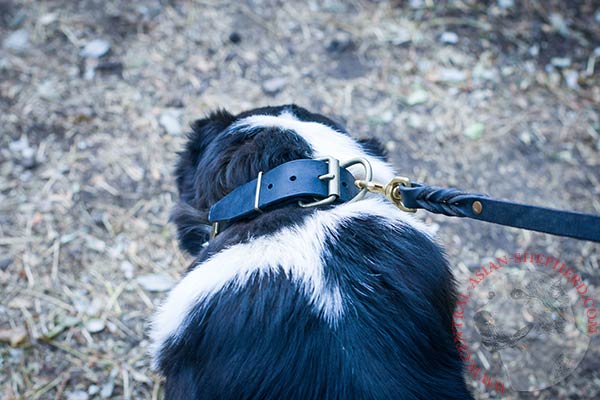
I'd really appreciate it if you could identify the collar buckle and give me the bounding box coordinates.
[298,156,373,208]
[298,156,341,208]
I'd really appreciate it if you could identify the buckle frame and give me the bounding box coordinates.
[298,156,373,208]
[298,156,340,208]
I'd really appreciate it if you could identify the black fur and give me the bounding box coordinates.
[160,105,473,399]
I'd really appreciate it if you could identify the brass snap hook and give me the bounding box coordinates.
[355,176,416,213]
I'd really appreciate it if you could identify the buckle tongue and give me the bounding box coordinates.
[298,156,341,208]
[299,156,373,208]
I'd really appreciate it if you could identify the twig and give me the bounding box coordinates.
[423,17,492,32]
[122,366,131,400]
[51,240,60,283]
[0,237,40,245]
[27,373,64,400]
[152,377,161,400]
[45,341,114,367]
[24,289,76,312]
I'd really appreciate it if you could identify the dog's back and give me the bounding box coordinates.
[151,105,473,399]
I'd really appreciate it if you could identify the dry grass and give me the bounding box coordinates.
[1,1,599,399]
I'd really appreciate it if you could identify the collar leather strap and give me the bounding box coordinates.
[208,159,360,224]
[398,183,600,243]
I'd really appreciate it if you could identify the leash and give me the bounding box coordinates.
[208,157,600,243]
[355,178,600,243]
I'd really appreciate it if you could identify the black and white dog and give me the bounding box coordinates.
[151,105,473,399]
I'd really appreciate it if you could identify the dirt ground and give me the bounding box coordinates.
[1,0,599,399]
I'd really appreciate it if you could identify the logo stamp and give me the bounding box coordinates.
[453,252,597,394]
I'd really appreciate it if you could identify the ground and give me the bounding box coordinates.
[1,0,599,399]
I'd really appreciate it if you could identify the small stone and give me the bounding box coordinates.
[596,139,600,152]
[550,57,571,68]
[8,348,24,364]
[473,64,498,82]
[10,137,37,169]
[595,11,600,24]
[85,236,106,252]
[519,132,532,145]
[555,150,574,162]
[409,0,424,8]
[137,273,175,292]
[229,32,242,44]
[100,380,115,398]
[138,4,162,19]
[549,13,569,36]
[528,45,539,57]
[39,13,58,25]
[159,112,183,135]
[497,0,514,9]
[88,385,100,396]
[439,68,466,83]
[120,261,134,279]
[464,123,485,140]
[85,318,105,333]
[67,390,89,400]
[406,114,423,129]
[80,39,111,58]
[564,70,580,90]
[262,77,288,95]
[84,298,102,317]
[501,66,515,76]
[406,88,428,106]
[0,327,28,347]
[3,30,29,52]
[0,257,12,270]
[20,147,36,169]
[380,110,394,123]
[439,32,458,45]
[37,80,61,101]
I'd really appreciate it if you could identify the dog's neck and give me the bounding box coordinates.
[193,206,317,270]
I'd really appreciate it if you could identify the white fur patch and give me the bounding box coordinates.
[150,198,430,366]
[231,112,397,184]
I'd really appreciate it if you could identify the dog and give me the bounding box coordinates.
[150,105,474,399]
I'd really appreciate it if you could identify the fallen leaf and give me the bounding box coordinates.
[0,327,28,347]
[464,123,485,140]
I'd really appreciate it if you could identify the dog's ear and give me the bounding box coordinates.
[170,202,212,256]
[357,137,388,160]
[175,110,235,205]
[172,110,234,255]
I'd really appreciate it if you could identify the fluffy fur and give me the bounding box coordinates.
[152,104,473,399]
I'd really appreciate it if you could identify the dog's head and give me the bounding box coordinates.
[172,104,395,254]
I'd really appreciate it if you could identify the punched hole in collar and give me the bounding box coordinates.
[267,183,273,189]
[289,175,297,181]
[342,182,348,187]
